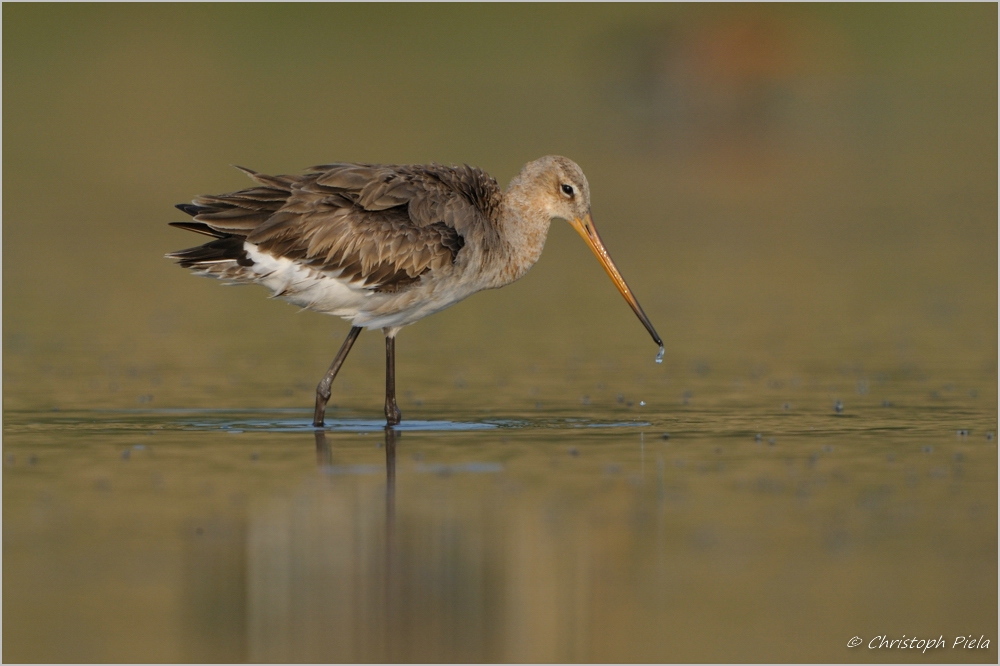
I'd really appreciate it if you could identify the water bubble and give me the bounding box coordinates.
[655,345,664,364]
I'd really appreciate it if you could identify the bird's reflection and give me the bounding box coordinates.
[313,426,398,659]
[313,426,396,519]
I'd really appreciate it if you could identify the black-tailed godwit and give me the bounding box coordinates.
[168,156,663,426]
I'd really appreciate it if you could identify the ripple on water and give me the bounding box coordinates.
[1,409,652,435]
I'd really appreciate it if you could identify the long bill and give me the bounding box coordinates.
[570,212,664,361]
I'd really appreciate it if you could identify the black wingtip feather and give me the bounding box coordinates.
[169,221,226,238]
[175,203,210,217]
[167,236,254,268]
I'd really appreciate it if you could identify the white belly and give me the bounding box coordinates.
[244,243,483,332]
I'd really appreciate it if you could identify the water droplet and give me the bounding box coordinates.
[655,345,664,364]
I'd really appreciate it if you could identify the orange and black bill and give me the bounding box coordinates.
[570,212,664,362]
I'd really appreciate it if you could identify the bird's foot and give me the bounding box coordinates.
[385,402,402,426]
[313,393,329,427]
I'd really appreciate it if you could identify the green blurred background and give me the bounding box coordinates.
[4,2,996,412]
[3,4,997,663]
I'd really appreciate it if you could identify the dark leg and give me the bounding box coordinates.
[313,326,362,427]
[384,331,402,426]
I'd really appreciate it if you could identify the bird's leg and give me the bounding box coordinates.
[313,326,362,427]
[384,330,402,426]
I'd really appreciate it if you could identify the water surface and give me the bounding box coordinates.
[5,373,996,662]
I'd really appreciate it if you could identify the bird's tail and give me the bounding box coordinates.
[166,222,256,282]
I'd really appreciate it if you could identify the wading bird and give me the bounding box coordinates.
[167,156,662,426]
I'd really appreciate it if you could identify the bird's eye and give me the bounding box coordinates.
[560,184,575,197]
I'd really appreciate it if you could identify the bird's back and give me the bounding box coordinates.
[168,162,503,298]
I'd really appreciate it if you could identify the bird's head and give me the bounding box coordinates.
[515,155,664,358]
[520,155,593,225]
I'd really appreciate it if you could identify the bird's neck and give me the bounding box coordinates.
[489,174,552,287]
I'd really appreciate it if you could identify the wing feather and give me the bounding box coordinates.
[173,162,501,293]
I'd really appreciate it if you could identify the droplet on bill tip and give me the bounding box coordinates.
[655,345,664,364]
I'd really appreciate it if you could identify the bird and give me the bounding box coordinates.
[166,156,663,427]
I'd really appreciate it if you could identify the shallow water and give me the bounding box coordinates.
[5,379,997,662]
[4,3,997,663]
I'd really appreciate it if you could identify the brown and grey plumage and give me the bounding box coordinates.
[167,156,663,426]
